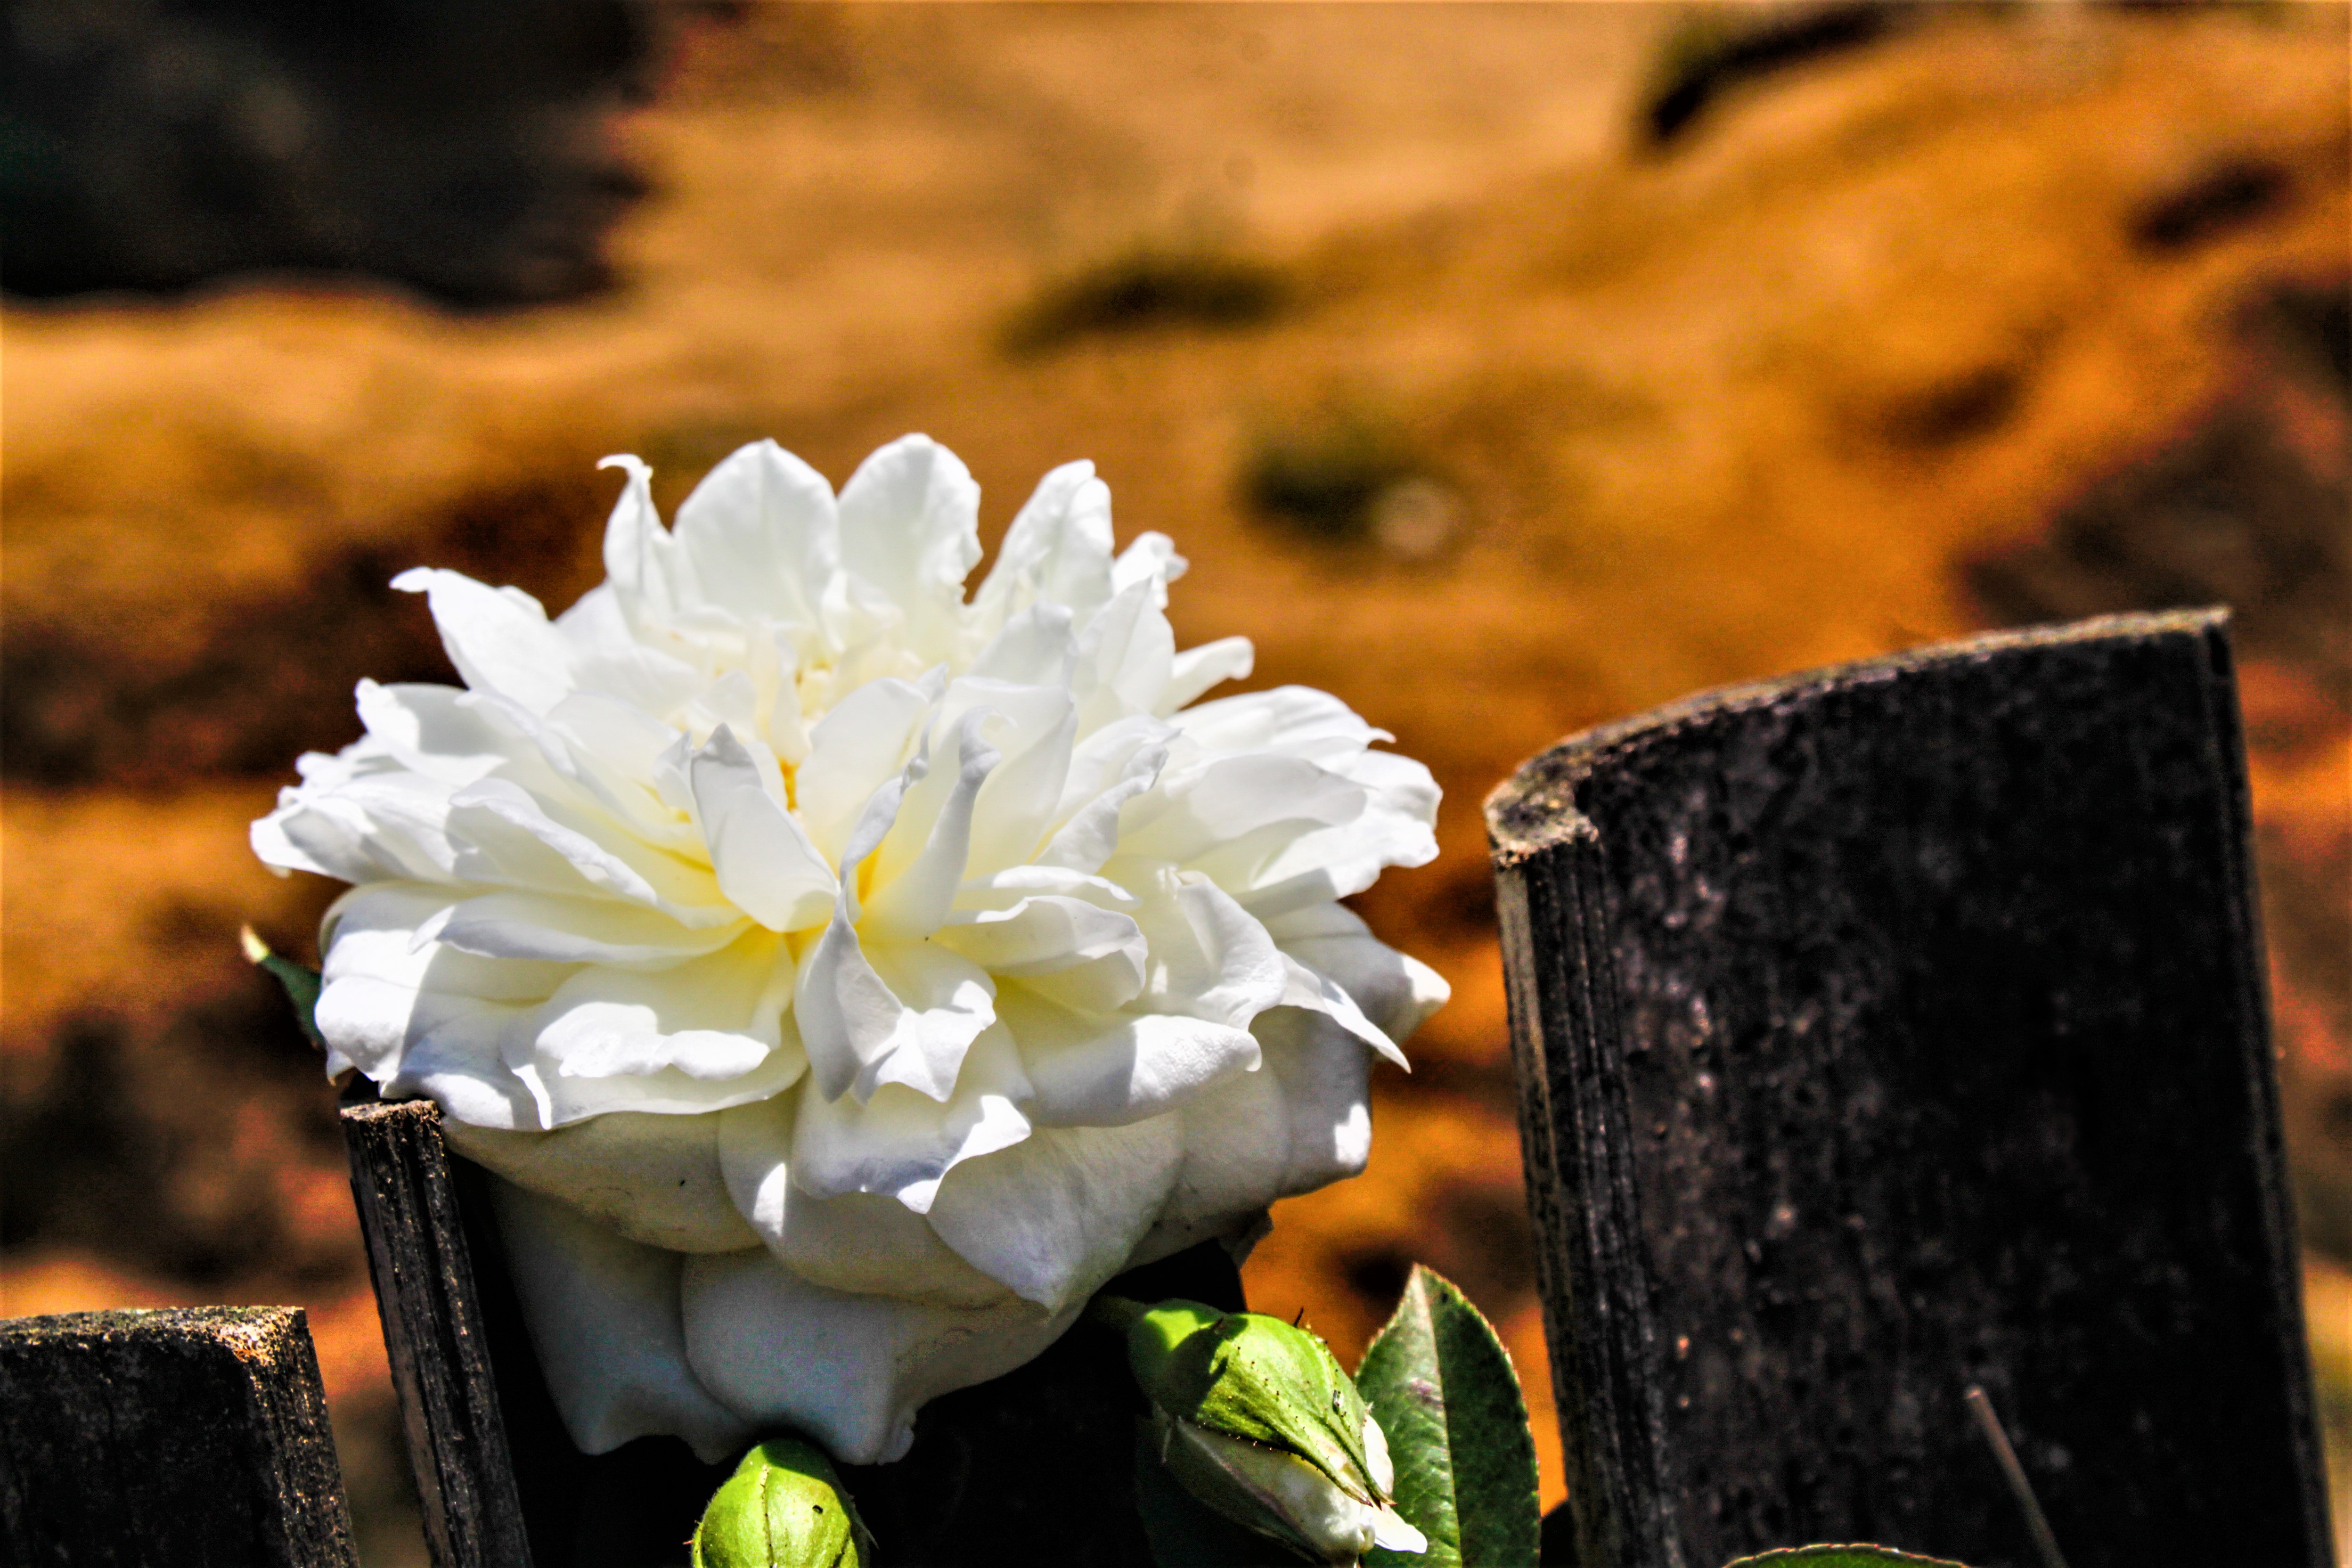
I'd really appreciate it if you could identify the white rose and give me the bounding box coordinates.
[254,435,1447,1465]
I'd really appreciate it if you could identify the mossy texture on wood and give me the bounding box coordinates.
[1488,610,2329,1567]
[0,1306,356,1568]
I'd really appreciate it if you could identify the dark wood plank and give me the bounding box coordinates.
[0,1306,358,1568]
[341,1096,533,1568]
[1487,609,2330,1568]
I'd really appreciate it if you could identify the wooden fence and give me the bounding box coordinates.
[0,610,2328,1567]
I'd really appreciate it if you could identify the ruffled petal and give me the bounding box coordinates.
[926,1116,1185,1309]
[680,1248,1073,1465]
[519,929,800,1087]
[970,461,1115,633]
[790,1021,1033,1211]
[1147,1006,1374,1252]
[835,435,982,666]
[448,1111,758,1253]
[795,673,941,865]
[687,726,838,932]
[715,1096,1010,1307]
[488,1176,752,1462]
[392,568,575,716]
[431,890,749,967]
[1263,902,1452,1044]
[670,439,841,633]
[597,455,697,633]
[1157,635,1254,716]
[995,984,1258,1127]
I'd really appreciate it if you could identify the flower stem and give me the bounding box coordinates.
[1084,1293,1148,1335]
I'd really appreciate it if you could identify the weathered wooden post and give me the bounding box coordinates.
[339,1091,1246,1567]
[0,1306,359,1568]
[1488,609,2331,1566]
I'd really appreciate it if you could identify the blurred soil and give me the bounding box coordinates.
[3,5,2346,1560]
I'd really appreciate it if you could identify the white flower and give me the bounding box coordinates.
[254,435,1447,1465]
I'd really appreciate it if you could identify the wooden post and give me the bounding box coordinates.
[0,1306,359,1568]
[1487,610,2330,1568]
[340,1091,1247,1566]
[340,1097,534,1568]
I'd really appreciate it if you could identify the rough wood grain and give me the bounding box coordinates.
[341,1095,533,1568]
[0,1306,358,1567]
[1487,610,2330,1568]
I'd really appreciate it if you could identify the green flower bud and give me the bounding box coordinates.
[1125,1299,1427,1564]
[692,1437,871,1568]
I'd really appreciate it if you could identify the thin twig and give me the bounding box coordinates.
[1964,1385,2070,1568]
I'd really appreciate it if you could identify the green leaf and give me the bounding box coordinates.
[1354,1266,1540,1568]
[1720,1550,1977,1568]
[241,926,324,1050]
[1133,1424,1304,1568]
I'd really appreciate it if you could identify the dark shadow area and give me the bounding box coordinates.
[1640,1,1906,148]
[1,0,680,307]
[2131,154,2295,253]
[1001,245,1287,357]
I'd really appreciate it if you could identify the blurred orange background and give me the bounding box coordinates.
[3,5,2346,1562]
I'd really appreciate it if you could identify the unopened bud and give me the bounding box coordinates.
[1123,1298,1427,1563]
[692,1436,870,1568]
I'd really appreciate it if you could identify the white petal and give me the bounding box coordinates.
[1372,1504,1429,1554]
[392,567,575,716]
[926,1116,1184,1309]
[597,454,696,630]
[1072,580,1176,733]
[863,708,1000,942]
[687,726,838,931]
[1150,1005,1373,1248]
[434,890,749,967]
[790,1021,1033,1211]
[1119,753,1365,873]
[996,984,1258,1127]
[448,1111,758,1253]
[1036,718,1171,874]
[1363,1412,1396,1494]
[681,1247,1074,1465]
[835,435,982,665]
[444,778,730,923]
[715,1096,1011,1307]
[1112,865,1289,1030]
[935,894,1145,979]
[797,923,997,1105]
[1278,953,1409,1071]
[353,679,514,787]
[1265,902,1452,1044]
[255,771,461,885]
[671,439,841,630]
[555,586,705,715]
[521,929,799,1086]
[971,462,1114,631]
[796,673,941,864]
[486,1176,752,1462]
[1157,636,1255,717]
[968,603,1077,689]
[315,883,565,1124]
[1171,684,1383,761]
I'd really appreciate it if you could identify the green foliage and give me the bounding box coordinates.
[1126,1299,1381,1506]
[240,926,324,1050]
[1721,1550,1976,1568]
[1354,1266,1539,1568]
[692,1437,871,1568]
